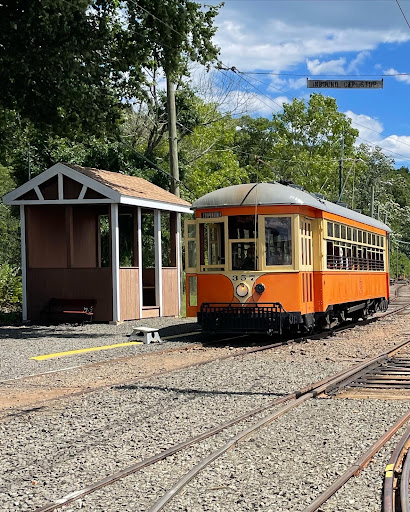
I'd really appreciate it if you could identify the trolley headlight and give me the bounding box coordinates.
[255,283,265,294]
[236,282,249,297]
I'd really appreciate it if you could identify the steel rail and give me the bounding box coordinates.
[32,367,357,512]
[147,340,410,512]
[383,425,410,512]
[4,320,367,419]
[303,412,410,512]
[383,428,409,512]
[0,339,203,385]
[33,339,410,512]
[2,293,409,388]
[0,336,286,418]
[401,438,410,512]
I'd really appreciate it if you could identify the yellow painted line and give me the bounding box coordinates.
[31,341,143,361]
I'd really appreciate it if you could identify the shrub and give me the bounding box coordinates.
[0,264,22,308]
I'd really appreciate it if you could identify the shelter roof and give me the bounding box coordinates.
[2,163,191,213]
[193,182,391,232]
[63,163,190,207]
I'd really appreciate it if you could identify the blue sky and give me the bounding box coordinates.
[200,0,410,166]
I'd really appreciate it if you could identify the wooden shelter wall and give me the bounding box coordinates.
[27,205,68,268]
[162,267,179,316]
[119,268,140,321]
[26,205,101,269]
[27,268,112,321]
[72,206,98,267]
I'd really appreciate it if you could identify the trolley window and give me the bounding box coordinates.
[199,222,225,271]
[184,220,198,273]
[265,217,292,266]
[228,216,257,239]
[231,242,256,270]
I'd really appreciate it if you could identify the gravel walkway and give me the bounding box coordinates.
[0,317,198,381]
[0,300,409,511]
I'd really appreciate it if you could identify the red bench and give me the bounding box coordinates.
[42,298,96,324]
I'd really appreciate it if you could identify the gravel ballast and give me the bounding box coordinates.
[0,302,409,511]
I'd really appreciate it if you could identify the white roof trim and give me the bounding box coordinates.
[120,195,193,213]
[2,164,192,213]
[34,186,44,200]
[6,199,114,205]
[2,163,120,204]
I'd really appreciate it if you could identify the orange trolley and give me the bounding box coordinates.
[185,182,390,334]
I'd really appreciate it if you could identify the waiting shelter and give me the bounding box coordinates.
[2,163,192,323]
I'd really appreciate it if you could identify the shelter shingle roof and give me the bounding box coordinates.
[64,163,190,207]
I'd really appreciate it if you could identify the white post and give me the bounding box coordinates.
[20,205,28,322]
[137,207,143,319]
[58,173,64,200]
[154,209,163,315]
[176,212,181,316]
[111,203,120,323]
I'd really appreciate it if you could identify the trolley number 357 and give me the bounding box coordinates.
[232,275,255,282]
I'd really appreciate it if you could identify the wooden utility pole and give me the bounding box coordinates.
[339,133,344,201]
[166,76,180,197]
[370,185,375,217]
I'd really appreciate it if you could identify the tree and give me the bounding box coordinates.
[268,94,359,198]
[179,100,245,198]
[0,165,20,266]
[124,0,222,195]
[0,0,130,136]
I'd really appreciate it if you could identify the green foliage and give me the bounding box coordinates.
[390,249,410,278]
[124,0,222,79]
[0,0,126,136]
[180,100,246,197]
[0,165,20,266]
[268,94,358,197]
[0,264,22,308]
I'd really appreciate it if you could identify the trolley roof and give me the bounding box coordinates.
[192,182,391,232]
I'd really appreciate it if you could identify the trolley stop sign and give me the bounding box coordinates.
[307,79,383,89]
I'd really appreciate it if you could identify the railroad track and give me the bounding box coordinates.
[32,337,410,512]
[3,284,408,389]
[1,294,409,419]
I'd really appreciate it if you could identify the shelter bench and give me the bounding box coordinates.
[42,298,96,324]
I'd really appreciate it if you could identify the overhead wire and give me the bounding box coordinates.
[126,1,410,163]
[237,69,410,158]
[356,135,410,162]
[395,0,410,30]
[238,71,410,77]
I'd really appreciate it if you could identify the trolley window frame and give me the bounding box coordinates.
[197,217,228,272]
[324,219,387,272]
[184,219,198,274]
[258,214,298,272]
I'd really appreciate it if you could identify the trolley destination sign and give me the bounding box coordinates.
[307,79,383,89]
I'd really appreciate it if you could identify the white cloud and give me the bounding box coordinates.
[347,51,370,73]
[268,76,307,92]
[218,91,290,118]
[214,18,410,73]
[345,110,410,162]
[379,135,410,160]
[345,110,383,143]
[384,68,410,85]
[307,58,346,75]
